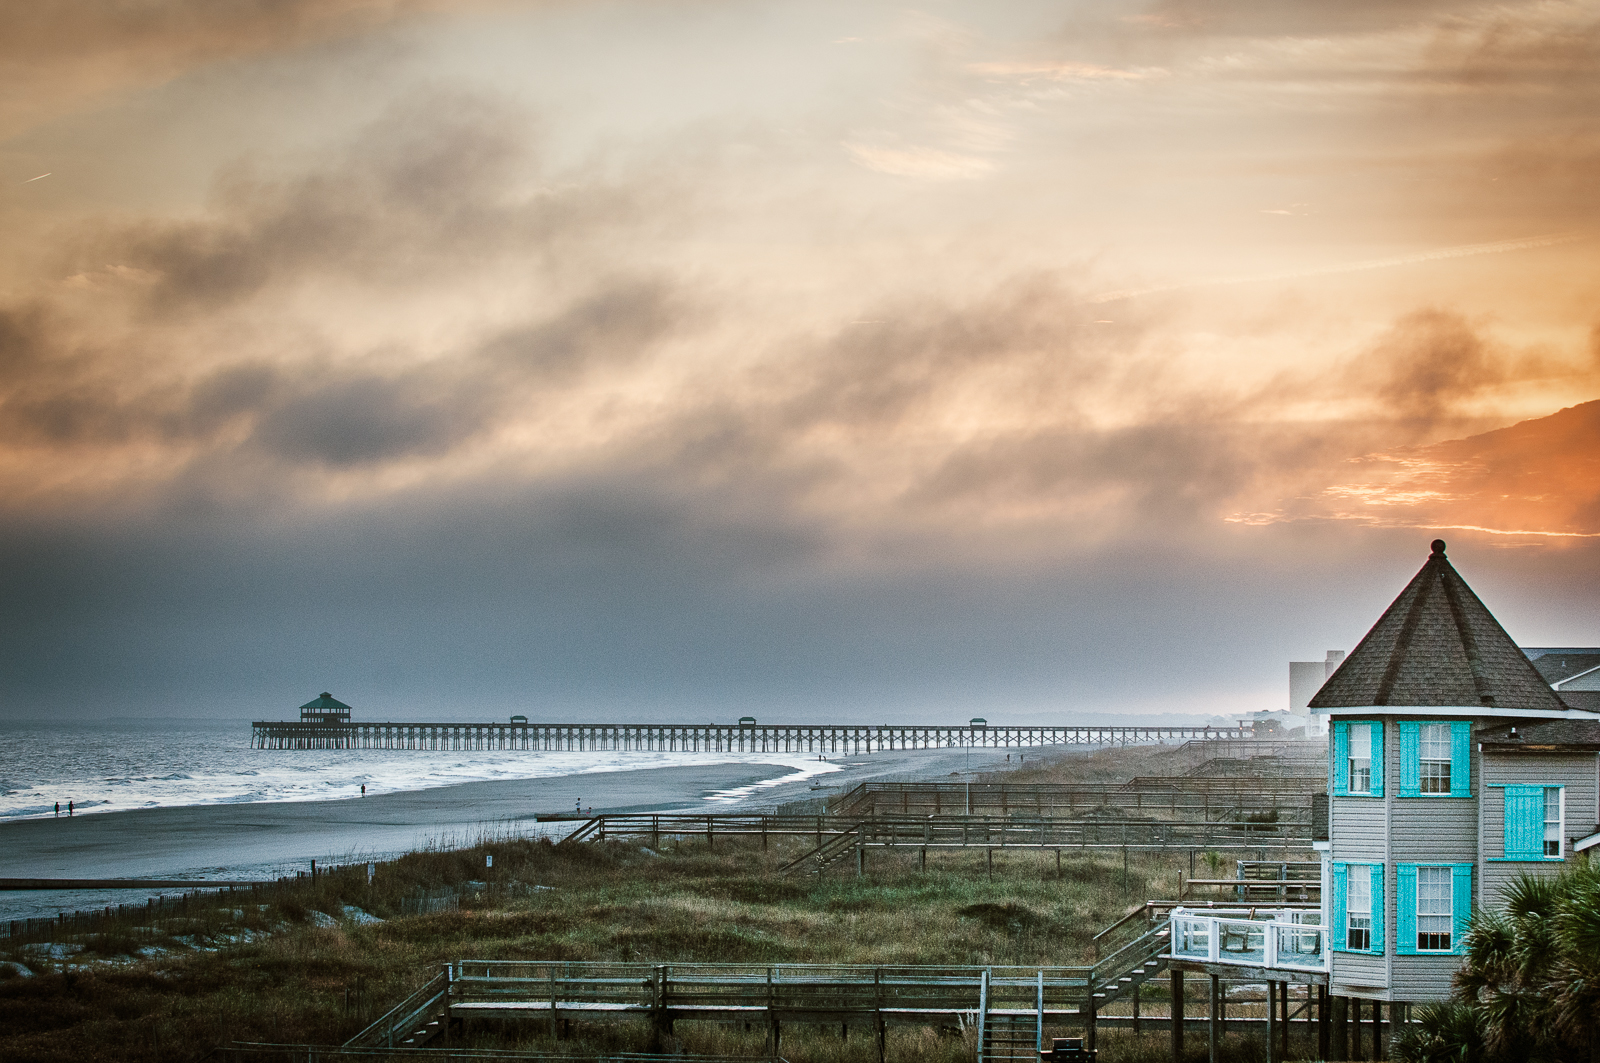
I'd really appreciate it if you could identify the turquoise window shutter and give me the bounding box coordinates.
[1370,722,1385,797]
[1369,863,1385,955]
[1399,721,1420,796]
[1333,722,1349,796]
[1331,863,1348,950]
[1450,721,1472,796]
[1452,864,1473,954]
[1395,864,1418,955]
[1503,785,1543,860]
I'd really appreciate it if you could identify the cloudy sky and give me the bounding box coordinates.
[1,0,1597,722]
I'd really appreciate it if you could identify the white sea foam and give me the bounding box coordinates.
[0,720,842,821]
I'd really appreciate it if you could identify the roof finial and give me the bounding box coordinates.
[1430,539,1447,556]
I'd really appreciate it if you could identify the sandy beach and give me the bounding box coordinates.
[0,745,1015,921]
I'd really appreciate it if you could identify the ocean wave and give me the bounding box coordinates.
[0,725,841,820]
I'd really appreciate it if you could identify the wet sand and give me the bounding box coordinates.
[0,746,1016,921]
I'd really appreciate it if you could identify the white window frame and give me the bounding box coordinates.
[1415,866,1454,952]
[1348,725,1372,795]
[1544,786,1564,858]
[1347,870,1372,951]
[1419,723,1451,794]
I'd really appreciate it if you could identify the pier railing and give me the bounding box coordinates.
[250,720,1253,753]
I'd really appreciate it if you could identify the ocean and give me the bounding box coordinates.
[0,717,841,822]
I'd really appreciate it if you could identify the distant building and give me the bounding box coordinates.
[1523,647,1600,712]
[1310,541,1600,1006]
[1291,651,1346,733]
[300,692,353,723]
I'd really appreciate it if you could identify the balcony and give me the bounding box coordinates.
[1169,908,1327,974]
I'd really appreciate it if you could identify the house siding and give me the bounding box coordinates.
[1479,751,1600,905]
[1391,955,1461,1003]
[1390,796,1476,863]
[1331,952,1390,998]
[1328,719,1488,1001]
[1331,797,1388,860]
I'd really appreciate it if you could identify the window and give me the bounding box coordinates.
[1500,784,1563,861]
[1399,720,1470,797]
[1349,725,1372,794]
[1333,721,1383,797]
[1396,863,1471,956]
[1332,862,1384,954]
[1419,723,1451,794]
[1545,787,1562,857]
[1416,867,1453,950]
[1347,869,1371,950]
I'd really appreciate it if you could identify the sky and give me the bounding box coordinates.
[1,0,1597,723]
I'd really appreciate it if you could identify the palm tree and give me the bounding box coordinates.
[1395,861,1600,1063]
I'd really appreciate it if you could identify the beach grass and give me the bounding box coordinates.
[0,743,1316,1062]
[0,830,1316,1063]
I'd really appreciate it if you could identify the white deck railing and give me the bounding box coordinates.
[1169,909,1327,973]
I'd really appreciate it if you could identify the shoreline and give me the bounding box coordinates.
[0,745,1019,922]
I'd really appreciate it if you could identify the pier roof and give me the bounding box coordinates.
[300,692,352,711]
[1309,540,1567,713]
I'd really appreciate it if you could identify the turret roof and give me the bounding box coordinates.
[299,692,352,711]
[1308,540,1567,712]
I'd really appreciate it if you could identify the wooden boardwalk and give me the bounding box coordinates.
[551,813,1313,877]
[346,951,1167,1059]
[348,899,1331,1061]
[250,720,1252,752]
[827,777,1321,820]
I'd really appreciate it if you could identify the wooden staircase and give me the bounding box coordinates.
[343,969,450,1049]
[1090,920,1172,1013]
[982,1011,1042,1061]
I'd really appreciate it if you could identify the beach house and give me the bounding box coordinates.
[1308,539,1600,1006]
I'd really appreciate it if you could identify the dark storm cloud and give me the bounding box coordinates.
[251,371,481,467]
[0,275,685,462]
[1345,309,1508,424]
[245,279,682,467]
[1,92,689,465]
[87,94,643,314]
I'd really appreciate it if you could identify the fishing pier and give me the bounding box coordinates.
[249,720,1252,752]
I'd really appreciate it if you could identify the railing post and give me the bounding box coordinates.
[549,965,559,1040]
[1209,974,1220,1063]
[443,963,452,1044]
[1171,969,1185,1062]
[875,967,886,1063]
[1266,980,1278,1063]
[976,968,990,1063]
[1036,969,1045,1054]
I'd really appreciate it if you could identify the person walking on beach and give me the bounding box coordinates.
[360,784,366,797]
[54,802,59,817]
[68,800,73,816]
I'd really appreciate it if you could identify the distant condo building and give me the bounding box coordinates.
[1291,650,1346,733]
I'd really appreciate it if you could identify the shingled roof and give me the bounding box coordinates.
[1478,718,1600,751]
[1309,540,1568,712]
